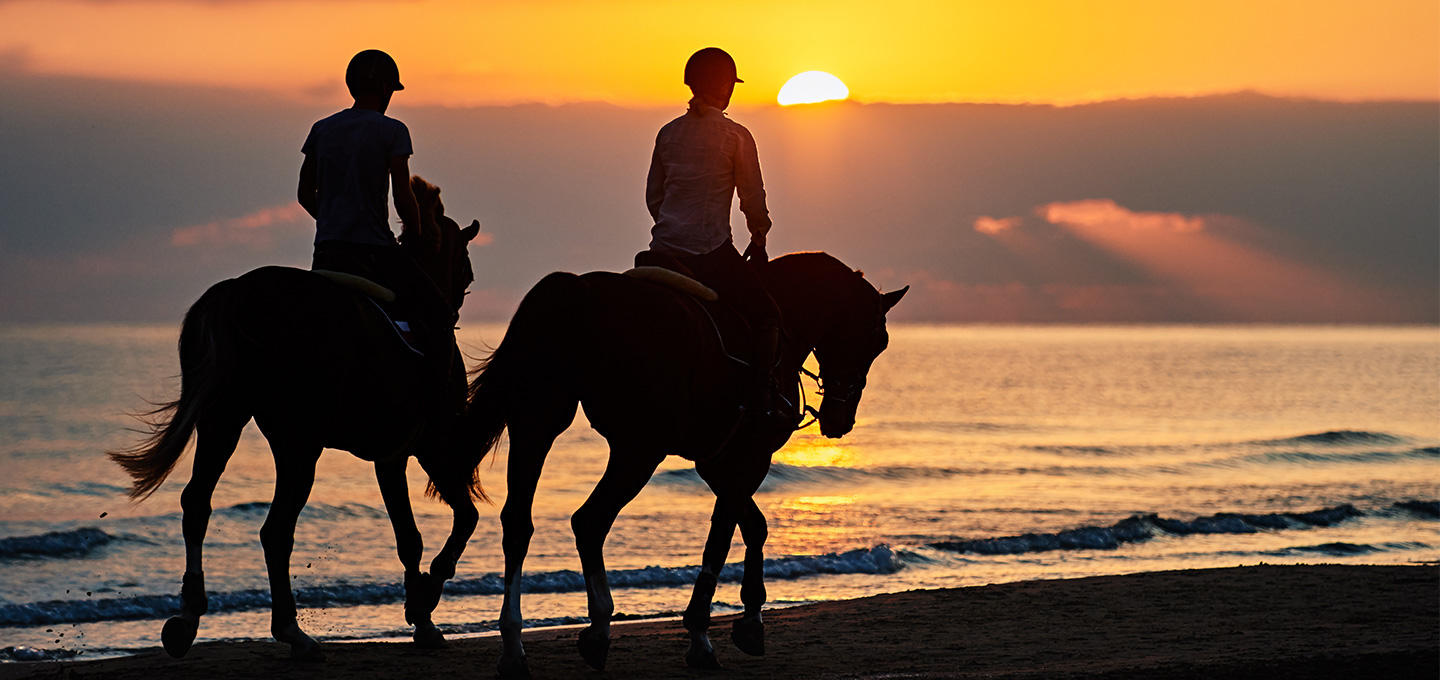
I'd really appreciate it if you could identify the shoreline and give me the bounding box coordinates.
[3,564,1435,679]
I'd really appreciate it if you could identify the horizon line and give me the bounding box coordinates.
[7,67,1437,111]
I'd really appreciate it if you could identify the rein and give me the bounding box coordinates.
[795,365,821,430]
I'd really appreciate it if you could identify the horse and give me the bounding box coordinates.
[463,252,906,675]
[107,177,488,660]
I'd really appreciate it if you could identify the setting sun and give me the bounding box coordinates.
[778,71,850,105]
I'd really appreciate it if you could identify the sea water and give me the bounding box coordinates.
[1,324,1436,659]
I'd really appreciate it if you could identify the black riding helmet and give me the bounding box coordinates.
[683,47,744,89]
[346,49,404,96]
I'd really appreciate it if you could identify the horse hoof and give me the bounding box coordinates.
[496,653,531,679]
[685,644,723,670]
[276,622,326,662]
[161,616,197,658]
[289,640,326,662]
[404,571,445,625]
[577,625,610,671]
[413,622,446,649]
[731,616,765,656]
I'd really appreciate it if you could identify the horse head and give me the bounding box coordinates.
[770,253,907,439]
[407,175,483,314]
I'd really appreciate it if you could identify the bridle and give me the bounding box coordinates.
[794,296,886,431]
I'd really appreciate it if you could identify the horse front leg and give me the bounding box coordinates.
[684,498,737,669]
[428,476,479,584]
[374,458,446,648]
[261,445,324,661]
[731,496,769,656]
[421,470,479,638]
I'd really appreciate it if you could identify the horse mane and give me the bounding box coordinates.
[411,175,441,223]
[770,251,871,290]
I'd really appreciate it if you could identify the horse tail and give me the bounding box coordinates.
[446,272,587,501]
[108,279,242,501]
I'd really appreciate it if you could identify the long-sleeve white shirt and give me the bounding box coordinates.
[646,100,770,256]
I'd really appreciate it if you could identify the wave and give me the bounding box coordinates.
[0,546,900,627]
[652,462,1128,490]
[1269,541,1432,558]
[0,645,82,661]
[1228,448,1439,466]
[1391,500,1440,518]
[212,501,390,521]
[928,504,1366,556]
[0,528,113,559]
[1257,430,1406,446]
[652,464,953,491]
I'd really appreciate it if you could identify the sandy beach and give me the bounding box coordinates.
[4,564,1434,679]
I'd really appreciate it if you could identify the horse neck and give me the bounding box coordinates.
[766,256,864,370]
[403,241,458,311]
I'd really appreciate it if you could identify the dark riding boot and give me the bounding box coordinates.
[748,323,792,429]
[427,324,467,427]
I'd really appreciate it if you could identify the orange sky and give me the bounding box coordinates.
[0,0,1435,107]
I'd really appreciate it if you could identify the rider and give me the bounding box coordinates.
[299,49,433,290]
[298,49,461,415]
[643,47,787,424]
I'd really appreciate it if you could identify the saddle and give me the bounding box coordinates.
[624,251,755,369]
[311,269,424,356]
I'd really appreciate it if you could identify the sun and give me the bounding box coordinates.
[777,71,849,106]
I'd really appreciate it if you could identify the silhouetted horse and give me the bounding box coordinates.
[109,177,487,660]
[465,252,906,675]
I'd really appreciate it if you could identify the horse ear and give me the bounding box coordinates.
[461,220,481,242]
[881,285,909,312]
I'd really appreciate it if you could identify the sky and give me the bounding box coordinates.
[1,0,1436,107]
[0,0,1436,324]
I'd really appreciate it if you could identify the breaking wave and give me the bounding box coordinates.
[928,504,1368,556]
[0,528,113,560]
[0,546,900,627]
[1257,430,1406,446]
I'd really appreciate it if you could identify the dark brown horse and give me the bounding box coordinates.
[464,252,906,675]
[108,178,487,660]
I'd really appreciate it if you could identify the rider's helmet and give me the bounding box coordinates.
[346,49,405,96]
[683,48,744,90]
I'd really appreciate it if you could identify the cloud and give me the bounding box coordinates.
[171,203,309,249]
[882,269,1202,323]
[1037,199,1406,322]
[973,216,1020,234]
[1041,199,1204,233]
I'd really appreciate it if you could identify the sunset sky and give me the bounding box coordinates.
[1,0,1435,107]
[0,0,1436,324]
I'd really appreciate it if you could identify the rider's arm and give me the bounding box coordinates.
[390,155,425,247]
[735,128,771,248]
[297,154,319,219]
[645,136,666,222]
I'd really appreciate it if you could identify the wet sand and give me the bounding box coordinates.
[4,564,1435,679]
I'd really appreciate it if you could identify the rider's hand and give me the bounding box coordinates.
[743,240,768,264]
[400,224,440,252]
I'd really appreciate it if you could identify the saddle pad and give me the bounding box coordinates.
[312,270,397,303]
[623,266,719,302]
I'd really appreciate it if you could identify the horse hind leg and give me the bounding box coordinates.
[496,428,561,678]
[162,408,247,658]
[259,440,325,661]
[571,447,666,671]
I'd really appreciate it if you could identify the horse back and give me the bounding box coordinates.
[189,266,427,458]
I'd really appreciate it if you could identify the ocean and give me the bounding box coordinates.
[1,324,1436,661]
